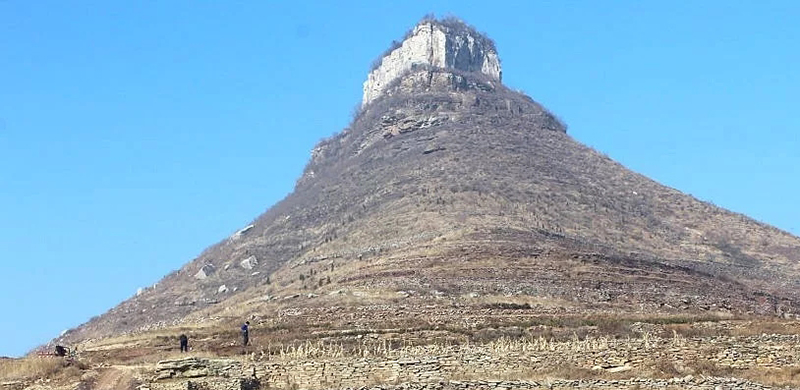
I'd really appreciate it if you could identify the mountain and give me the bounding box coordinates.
[57,16,800,347]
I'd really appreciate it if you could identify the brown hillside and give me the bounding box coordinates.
[55,17,800,349]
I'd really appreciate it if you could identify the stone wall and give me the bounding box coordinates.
[255,337,800,388]
[147,334,800,390]
[149,377,775,390]
[362,21,502,107]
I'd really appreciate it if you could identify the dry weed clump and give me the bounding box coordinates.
[648,356,739,380]
[649,357,683,378]
[683,357,735,377]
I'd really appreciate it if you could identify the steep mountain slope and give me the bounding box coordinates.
[57,17,800,347]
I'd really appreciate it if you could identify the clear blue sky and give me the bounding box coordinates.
[1,1,798,357]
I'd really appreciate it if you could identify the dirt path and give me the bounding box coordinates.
[93,366,139,390]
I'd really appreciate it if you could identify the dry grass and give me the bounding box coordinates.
[77,310,750,365]
[48,312,800,389]
[227,333,659,363]
[730,319,800,336]
[466,293,576,309]
[450,363,641,382]
[79,324,214,353]
[662,323,730,339]
[648,357,736,378]
[0,357,81,381]
[20,317,800,389]
[740,367,800,387]
[647,361,800,387]
[535,365,604,381]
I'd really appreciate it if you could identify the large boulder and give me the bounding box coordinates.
[240,256,258,270]
[194,264,215,280]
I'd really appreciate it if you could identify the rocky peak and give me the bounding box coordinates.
[362,17,502,107]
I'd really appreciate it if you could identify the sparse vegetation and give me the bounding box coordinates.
[0,357,83,382]
[46,15,800,390]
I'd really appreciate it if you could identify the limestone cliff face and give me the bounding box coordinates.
[362,19,502,107]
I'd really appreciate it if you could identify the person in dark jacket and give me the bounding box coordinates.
[241,321,250,347]
[179,334,189,352]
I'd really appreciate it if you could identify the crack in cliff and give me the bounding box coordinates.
[427,23,434,88]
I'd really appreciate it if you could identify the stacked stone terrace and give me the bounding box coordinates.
[362,18,502,107]
[147,330,800,390]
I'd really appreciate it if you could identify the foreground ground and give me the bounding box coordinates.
[3,294,800,390]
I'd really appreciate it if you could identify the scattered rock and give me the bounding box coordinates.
[194,264,215,280]
[240,256,258,270]
[230,224,255,240]
[606,364,632,373]
[423,146,446,155]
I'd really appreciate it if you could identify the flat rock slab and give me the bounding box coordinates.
[155,357,240,379]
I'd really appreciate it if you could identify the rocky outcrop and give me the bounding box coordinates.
[154,357,241,380]
[194,264,215,281]
[363,19,501,107]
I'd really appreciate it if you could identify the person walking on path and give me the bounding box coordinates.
[179,334,189,352]
[241,321,250,347]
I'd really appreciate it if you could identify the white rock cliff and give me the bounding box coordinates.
[362,20,502,107]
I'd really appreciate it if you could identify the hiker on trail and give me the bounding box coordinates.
[179,334,189,352]
[241,321,250,347]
